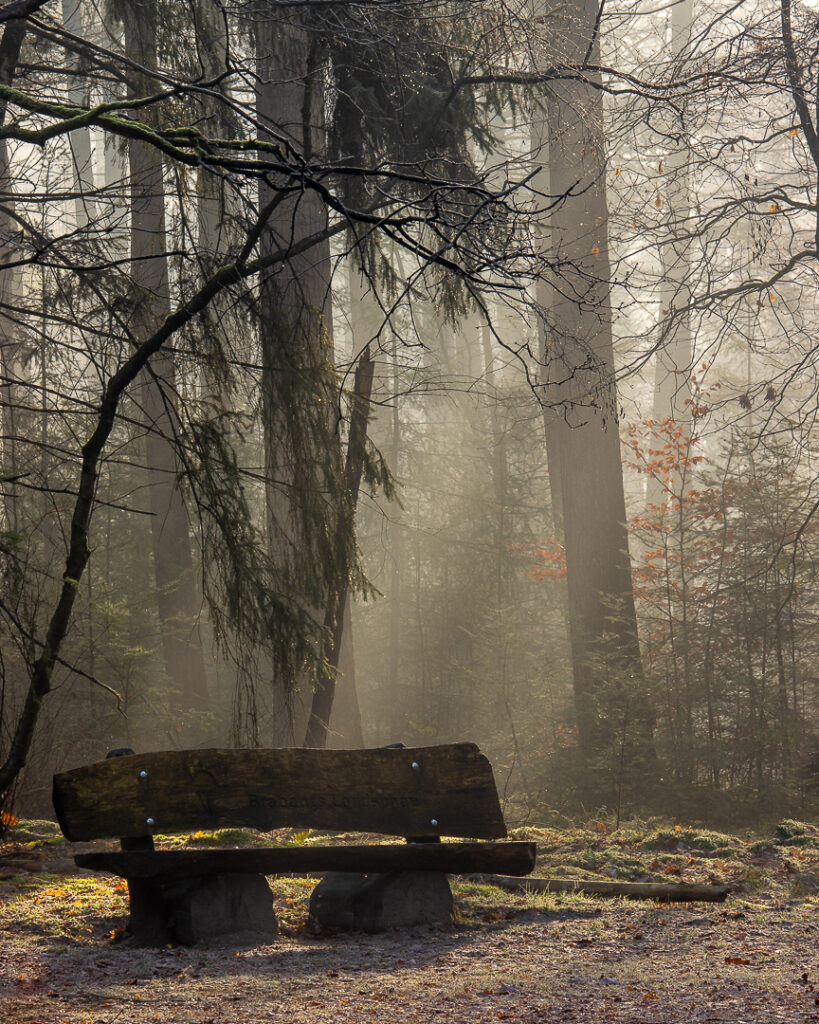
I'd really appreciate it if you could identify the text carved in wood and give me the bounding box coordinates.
[247,792,424,815]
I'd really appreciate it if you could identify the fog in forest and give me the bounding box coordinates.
[1,0,817,831]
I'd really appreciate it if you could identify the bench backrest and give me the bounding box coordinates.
[52,743,507,842]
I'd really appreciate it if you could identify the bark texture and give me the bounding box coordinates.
[304,343,374,748]
[61,0,96,229]
[537,0,653,780]
[123,0,209,724]
[0,20,24,538]
[256,14,339,744]
[649,0,694,508]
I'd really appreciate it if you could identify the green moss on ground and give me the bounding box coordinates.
[4,813,819,925]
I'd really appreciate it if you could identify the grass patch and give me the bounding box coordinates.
[184,827,257,846]
[4,819,62,844]
[775,820,819,848]
[5,814,819,947]
[637,826,742,857]
[0,873,128,940]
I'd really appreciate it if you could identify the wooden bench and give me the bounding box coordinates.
[52,743,536,945]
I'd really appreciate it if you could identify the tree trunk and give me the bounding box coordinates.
[100,11,126,199]
[123,1,209,728]
[531,120,564,529]
[479,324,510,606]
[0,131,20,536]
[317,252,382,749]
[387,334,403,741]
[256,14,339,745]
[330,593,364,747]
[61,0,96,229]
[537,0,653,788]
[0,21,24,540]
[304,344,375,748]
[194,0,236,294]
[649,0,693,509]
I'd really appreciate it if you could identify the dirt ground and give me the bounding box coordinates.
[2,819,819,1023]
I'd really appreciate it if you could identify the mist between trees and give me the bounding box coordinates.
[0,0,818,829]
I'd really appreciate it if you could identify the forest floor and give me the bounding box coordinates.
[2,817,819,1023]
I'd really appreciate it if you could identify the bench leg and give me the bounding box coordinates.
[309,871,453,933]
[165,873,277,945]
[127,878,171,946]
[127,873,277,946]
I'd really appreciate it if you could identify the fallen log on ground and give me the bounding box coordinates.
[464,873,730,902]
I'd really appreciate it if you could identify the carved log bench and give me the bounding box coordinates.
[52,743,535,945]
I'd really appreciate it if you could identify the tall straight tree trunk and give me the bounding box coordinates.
[303,247,376,748]
[62,0,96,230]
[537,0,653,785]
[531,110,564,528]
[479,323,509,606]
[122,1,209,727]
[99,10,126,202]
[649,0,693,508]
[195,0,236,299]
[256,15,338,744]
[0,133,20,536]
[316,253,380,748]
[0,21,26,538]
[304,342,374,748]
[387,334,403,742]
[331,594,364,746]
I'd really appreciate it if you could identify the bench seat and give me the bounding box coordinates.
[75,840,536,879]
